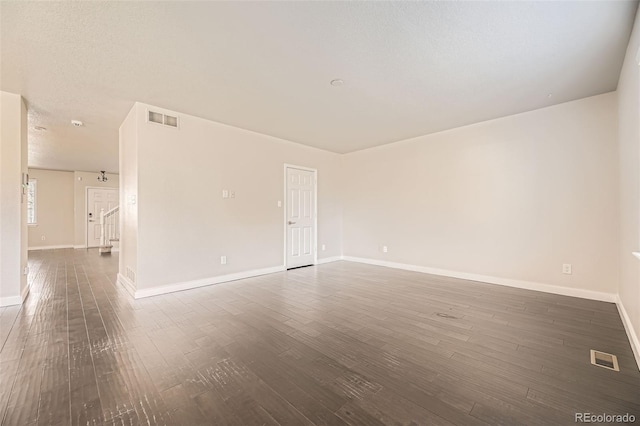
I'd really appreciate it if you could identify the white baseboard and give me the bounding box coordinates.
[117,273,136,298]
[0,295,22,307]
[342,256,617,303]
[316,256,343,265]
[616,296,640,371]
[28,244,74,251]
[74,245,86,249]
[134,265,286,299]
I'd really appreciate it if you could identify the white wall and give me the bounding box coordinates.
[343,93,619,297]
[119,105,138,294]
[120,103,343,294]
[0,91,28,306]
[617,6,640,365]
[27,169,74,249]
[73,170,119,248]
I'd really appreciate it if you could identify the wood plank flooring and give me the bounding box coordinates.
[1,248,638,425]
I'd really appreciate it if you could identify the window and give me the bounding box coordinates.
[27,179,36,225]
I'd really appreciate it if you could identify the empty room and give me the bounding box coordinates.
[1,1,640,425]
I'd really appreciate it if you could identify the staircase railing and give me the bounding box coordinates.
[99,205,120,249]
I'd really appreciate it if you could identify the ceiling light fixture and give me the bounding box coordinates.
[330,79,344,87]
[97,171,108,182]
[71,120,84,127]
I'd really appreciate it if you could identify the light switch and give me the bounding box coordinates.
[222,190,229,199]
[277,201,282,208]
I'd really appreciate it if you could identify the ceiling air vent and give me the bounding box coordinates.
[148,110,179,128]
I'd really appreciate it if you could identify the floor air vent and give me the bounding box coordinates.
[590,350,619,371]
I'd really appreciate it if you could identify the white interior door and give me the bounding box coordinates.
[87,188,118,248]
[286,167,316,269]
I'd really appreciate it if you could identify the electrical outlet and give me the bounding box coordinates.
[277,200,282,207]
[321,244,326,251]
[41,235,46,241]
[220,256,227,265]
[23,266,29,275]
[382,245,388,253]
[562,264,572,274]
[230,191,235,198]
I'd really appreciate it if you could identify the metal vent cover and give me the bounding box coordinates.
[148,110,179,128]
[148,111,163,124]
[590,349,619,371]
[164,114,178,127]
[126,267,136,283]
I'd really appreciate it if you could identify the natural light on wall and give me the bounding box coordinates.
[633,47,640,261]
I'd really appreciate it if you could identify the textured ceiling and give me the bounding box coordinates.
[1,1,637,173]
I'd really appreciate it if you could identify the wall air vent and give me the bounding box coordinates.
[126,267,136,283]
[590,350,619,371]
[148,111,163,124]
[148,110,179,128]
[164,114,178,127]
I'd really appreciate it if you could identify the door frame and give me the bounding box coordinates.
[85,186,118,248]
[283,164,318,269]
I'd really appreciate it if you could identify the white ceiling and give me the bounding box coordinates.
[1,1,637,173]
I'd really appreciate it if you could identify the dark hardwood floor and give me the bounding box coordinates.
[1,249,638,425]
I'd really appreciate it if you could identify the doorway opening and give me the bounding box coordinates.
[86,187,118,248]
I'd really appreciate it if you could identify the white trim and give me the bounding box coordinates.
[0,295,22,307]
[283,164,318,270]
[134,265,285,299]
[316,256,343,265]
[21,283,29,303]
[28,244,74,251]
[74,245,86,249]
[117,273,136,298]
[615,296,640,371]
[342,256,617,303]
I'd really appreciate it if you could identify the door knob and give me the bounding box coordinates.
[288,221,296,225]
